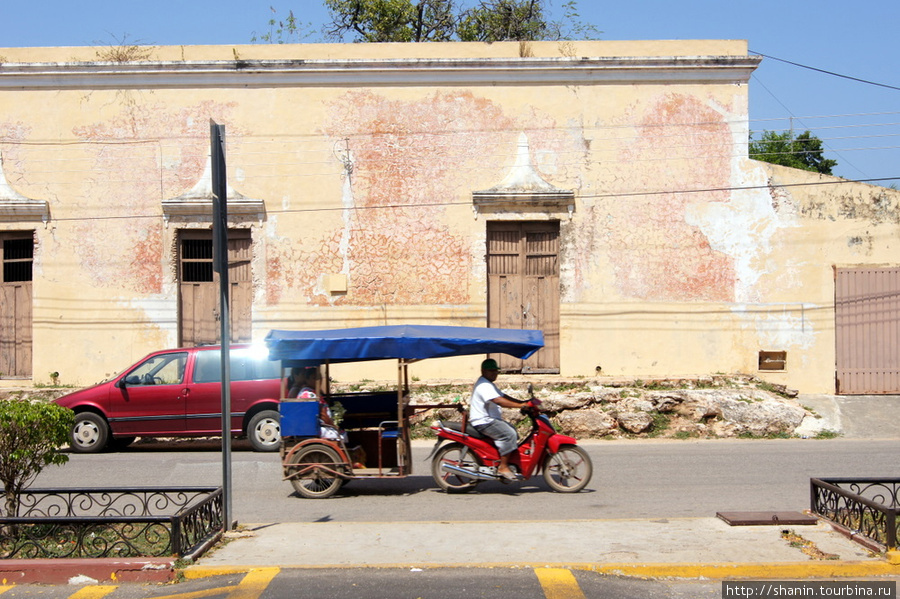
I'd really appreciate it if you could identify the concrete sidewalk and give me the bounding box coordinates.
[183,516,900,580]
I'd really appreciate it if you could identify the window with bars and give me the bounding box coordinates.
[181,238,214,283]
[2,236,33,283]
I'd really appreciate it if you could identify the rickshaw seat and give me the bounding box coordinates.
[328,392,397,430]
[440,420,487,439]
[379,420,399,438]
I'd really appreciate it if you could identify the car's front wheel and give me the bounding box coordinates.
[69,412,110,453]
[247,409,281,452]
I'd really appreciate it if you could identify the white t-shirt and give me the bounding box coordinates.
[469,376,503,427]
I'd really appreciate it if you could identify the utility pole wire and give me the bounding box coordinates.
[751,51,900,92]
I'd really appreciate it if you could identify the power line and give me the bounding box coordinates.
[751,51,900,92]
[39,175,900,224]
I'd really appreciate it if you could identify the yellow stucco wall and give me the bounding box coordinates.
[0,41,896,392]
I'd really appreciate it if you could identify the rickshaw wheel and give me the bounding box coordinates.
[286,443,346,499]
[432,443,482,493]
[542,445,592,493]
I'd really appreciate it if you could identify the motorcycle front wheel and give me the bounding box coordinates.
[542,445,592,493]
[432,443,482,493]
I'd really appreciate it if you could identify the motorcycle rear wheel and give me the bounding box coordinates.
[542,445,592,493]
[432,443,482,493]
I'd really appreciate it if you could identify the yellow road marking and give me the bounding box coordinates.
[149,587,239,599]
[227,568,280,599]
[534,568,587,599]
[142,567,279,599]
[0,588,13,595]
[69,587,118,599]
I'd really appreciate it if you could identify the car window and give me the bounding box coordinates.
[254,357,281,380]
[124,352,187,386]
[231,350,254,381]
[192,349,280,383]
[193,350,223,383]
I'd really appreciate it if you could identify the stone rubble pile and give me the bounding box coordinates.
[408,376,813,439]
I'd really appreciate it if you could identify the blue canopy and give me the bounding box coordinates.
[265,325,544,365]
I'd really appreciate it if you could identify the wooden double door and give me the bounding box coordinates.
[178,229,252,347]
[0,233,32,378]
[487,222,560,373]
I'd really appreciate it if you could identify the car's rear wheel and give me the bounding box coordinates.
[70,412,110,453]
[247,409,281,452]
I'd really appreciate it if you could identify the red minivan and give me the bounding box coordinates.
[53,344,283,453]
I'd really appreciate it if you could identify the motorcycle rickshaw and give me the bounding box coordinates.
[264,324,543,499]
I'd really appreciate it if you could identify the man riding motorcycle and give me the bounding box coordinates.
[468,358,539,481]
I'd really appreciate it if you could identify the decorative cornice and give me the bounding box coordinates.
[0,150,49,223]
[473,133,575,216]
[0,55,761,90]
[162,155,264,222]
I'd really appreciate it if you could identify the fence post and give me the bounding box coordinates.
[810,479,819,514]
[888,509,897,550]
[171,515,181,556]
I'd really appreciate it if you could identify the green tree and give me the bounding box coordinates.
[321,0,598,43]
[0,400,73,517]
[749,130,838,175]
[323,0,449,42]
[457,0,549,42]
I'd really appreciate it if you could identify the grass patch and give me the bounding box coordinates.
[753,380,794,398]
[547,382,585,392]
[646,411,672,438]
[737,430,793,439]
[1,522,172,558]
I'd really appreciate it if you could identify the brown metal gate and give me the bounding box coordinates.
[178,229,252,347]
[0,233,33,378]
[835,267,900,394]
[487,222,560,373]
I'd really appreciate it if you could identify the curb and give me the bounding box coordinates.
[584,560,900,579]
[181,559,900,581]
[0,558,175,585]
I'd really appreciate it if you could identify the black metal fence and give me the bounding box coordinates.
[0,487,223,559]
[811,478,900,550]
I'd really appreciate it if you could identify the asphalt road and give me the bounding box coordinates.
[31,437,898,524]
[0,567,727,598]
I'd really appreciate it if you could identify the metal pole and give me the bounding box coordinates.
[210,120,233,530]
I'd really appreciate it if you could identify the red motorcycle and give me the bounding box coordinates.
[429,387,593,493]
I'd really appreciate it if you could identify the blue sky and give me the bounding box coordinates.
[2,0,898,184]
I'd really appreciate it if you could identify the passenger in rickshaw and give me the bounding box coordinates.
[289,366,366,467]
[288,366,346,442]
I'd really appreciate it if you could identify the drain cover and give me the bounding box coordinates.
[716,511,818,526]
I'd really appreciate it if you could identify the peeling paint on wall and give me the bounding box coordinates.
[70,101,243,297]
[74,100,242,199]
[296,89,586,306]
[589,93,737,301]
[732,303,817,352]
[0,123,31,197]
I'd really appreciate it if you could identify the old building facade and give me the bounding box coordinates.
[0,40,897,393]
